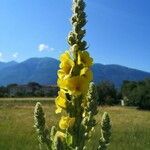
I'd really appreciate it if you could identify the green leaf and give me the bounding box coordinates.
[66,132,73,146]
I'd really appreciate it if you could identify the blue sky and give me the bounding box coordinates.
[0,0,150,72]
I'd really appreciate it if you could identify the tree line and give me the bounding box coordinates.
[0,79,149,110]
[0,82,58,98]
[96,78,150,110]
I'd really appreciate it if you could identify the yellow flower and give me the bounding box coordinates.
[55,90,67,108]
[60,51,74,66]
[58,51,75,79]
[58,60,74,79]
[80,67,93,81]
[55,106,62,114]
[58,76,89,95]
[78,51,93,67]
[57,69,66,79]
[60,51,70,61]
[59,116,75,130]
[57,78,66,90]
[55,131,65,141]
[60,58,74,70]
[55,90,67,114]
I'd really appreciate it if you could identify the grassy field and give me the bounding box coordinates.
[0,99,150,150]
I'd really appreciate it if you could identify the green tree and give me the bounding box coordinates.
[97,81,117,105]
[0,86,8,97]
[121,79,150,109]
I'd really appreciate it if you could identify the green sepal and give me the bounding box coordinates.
[66,132,73,146]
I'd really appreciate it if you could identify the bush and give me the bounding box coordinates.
[97,81,118,105]
[105,97,116,106]
[121,79,150,110]
[138,98,150,110]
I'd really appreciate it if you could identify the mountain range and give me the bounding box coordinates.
[0,57,149,87]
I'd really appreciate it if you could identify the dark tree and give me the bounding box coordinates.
[97,81,118,105]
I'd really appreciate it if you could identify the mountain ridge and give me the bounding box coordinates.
[0,61,18,70]
[0,57,149,87]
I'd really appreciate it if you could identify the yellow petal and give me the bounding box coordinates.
[64,76,89,95]
[55,91,67,109]
[60,51,71,62]
[55,106,62,114]
[57,78,67,89]
[80,67,93,81]
[59,116,75,130]
[78,51,93,67]
[58,52,74,79]
[60,59,74,70]
[57,70,65,79]
[55,131,65,141]
[55,90,68,113]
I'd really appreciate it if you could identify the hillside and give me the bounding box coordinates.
[0,61,18,70]
[0,57,149,87]
[92,63,150,86]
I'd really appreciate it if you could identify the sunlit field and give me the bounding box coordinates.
[0,99,150,150]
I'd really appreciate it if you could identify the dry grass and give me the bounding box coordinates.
[0,99,150,150]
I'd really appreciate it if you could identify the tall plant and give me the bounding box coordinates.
[34,0,111,150]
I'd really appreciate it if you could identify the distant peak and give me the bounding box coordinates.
[0,60,18,64]
[8,61,18,64]
[24,57,58,62]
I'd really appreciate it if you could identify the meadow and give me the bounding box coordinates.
[0,98,150,150]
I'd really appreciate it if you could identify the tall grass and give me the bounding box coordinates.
[0,99,150,150]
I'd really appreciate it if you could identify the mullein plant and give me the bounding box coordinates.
[34,0,111,150]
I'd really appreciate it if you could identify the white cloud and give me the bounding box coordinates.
[38,44,54,52]
[12,52,19,58]
[0,52,4,61]
[0,52,2,57]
